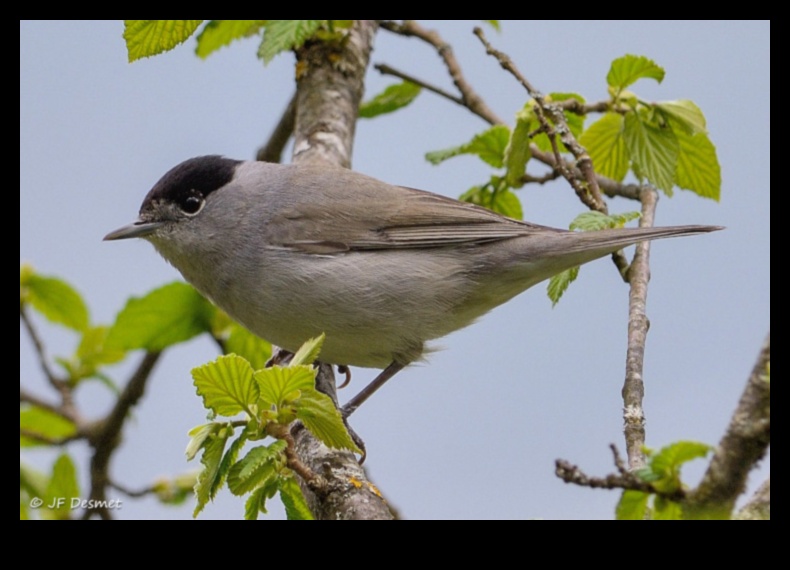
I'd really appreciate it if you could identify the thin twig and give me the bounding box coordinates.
[20,306,63,389]
[84,351,161,519]
[555,445,685,501]
[374,63,464,105]
[473,26,606,212]
[257,94,297,163]
[380,20,504,125]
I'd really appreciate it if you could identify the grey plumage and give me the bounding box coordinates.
[105,156,721,371]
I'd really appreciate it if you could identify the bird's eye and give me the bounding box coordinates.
[180,194,204,215]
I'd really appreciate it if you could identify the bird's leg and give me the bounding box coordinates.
[342,361,405,417]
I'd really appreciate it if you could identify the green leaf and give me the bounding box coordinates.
[607,54,665,90]
[650,441,712,476]
[193,426,230,517]
[675,130,721,201]
[214,430,249,497]
[579,113,629,182]
[254,365,316,408]
[20,406,77,447]
[296,391,361,452]
[258,20,324,64]
[482,20,500,31]
[44,454,79,518]
[652,496,683,520]
[61,325,127,383]
[193,354,258,417]
[227,441,286,495]
[185,423,216,461]
[623,111,679,193]
[569,211,641,232]
[504,110,534,188]
[195,20,265,58]
[23,273,89,331]
[123,20,203,62]
[106,282,215,351]
[290,334,325,367]
[547,266,579,307]
[654,100,707,135]
[244,479,279,519]
[426,125,511,168]
[360,81,421,118]
[224,323,272,371]
[460,181,523,220]
[20,463,49,498]
[279,477,314,520]
[616,490,649,520]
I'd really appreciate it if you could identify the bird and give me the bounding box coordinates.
[105,155,721,414]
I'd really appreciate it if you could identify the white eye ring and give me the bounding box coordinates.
[181,194,205,216]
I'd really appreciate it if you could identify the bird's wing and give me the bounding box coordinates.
[267,165,561,253]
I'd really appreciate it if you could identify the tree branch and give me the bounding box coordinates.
[256,93,296,163]
[83,351,161,519]
[684,332,771,518]
[621,187,659,469]
[380,20,504,125]
[734,479,770,520]
[289,20,393,520]
[374,63,464,106]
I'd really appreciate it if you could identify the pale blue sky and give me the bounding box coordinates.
[21,21,770,519]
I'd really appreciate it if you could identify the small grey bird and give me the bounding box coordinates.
[105,156,720,414]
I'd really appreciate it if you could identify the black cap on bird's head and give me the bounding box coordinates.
[103,155,241,241]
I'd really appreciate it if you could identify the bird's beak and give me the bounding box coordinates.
[103,219,164,241]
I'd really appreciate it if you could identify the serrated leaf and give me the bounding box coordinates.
[123,20,203,62]
[195,20,265,58]
[24,274,89,331]
[426,125,511,168]
[569,211,641,232]
[579,113,629,182]
[20,406,77,447]
[616,490,649,520]
[504,112,533,188]
[623,111,679,193]
[675,130,721,201]
[106,282,214,351]
[279,477,314,520]
[254,365,316,408]
[214,430,248,497]
[296,391,360,452]
[44,454,79,518]
[607,54,665,90]
[192,428,230,517]
[290,334,325,367]
[185,423,217,461]
[547,266,579,307]
[652,496,683,520]
[244,478,279,519]
[227,441,286,495]
[655,100,706,135]
[224,323,272,371]
[193,354,258,417]
[360,81,421,118]
[258,20,324,64]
